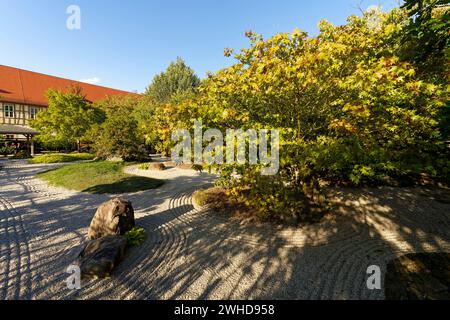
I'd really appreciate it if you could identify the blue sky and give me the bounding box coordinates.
[0,0,400,93]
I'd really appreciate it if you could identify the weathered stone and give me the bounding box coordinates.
[88,198,135,240]
[77,235,127,278]
[177,163,194,170]
[163,161,176,168]
[150,162,166,170]
[142,162,166,170]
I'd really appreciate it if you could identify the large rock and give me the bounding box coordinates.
[77,235,127,278]
[88,198,135,240]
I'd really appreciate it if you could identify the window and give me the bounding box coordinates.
[30,107,39,119]
[4,104,15,118]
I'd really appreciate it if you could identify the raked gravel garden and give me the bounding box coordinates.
[1,158,449,300]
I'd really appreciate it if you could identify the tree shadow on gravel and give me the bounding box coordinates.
[1,161,450,300]
[82,176,164,194]
[0,162,214,300]
[91,185,450,300]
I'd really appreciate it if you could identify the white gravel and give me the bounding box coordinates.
[0,159,449,300]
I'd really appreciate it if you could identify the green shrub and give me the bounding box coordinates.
[0,145,15,156]
[201,7,449,221]
[138,163,148,170]
[192,187,237,209]
[9,150,32,159]
[92,96,147,161]
[125,228,146,247]
[28,153,95,164]
[193,189,210,207]
[29,88,105,152]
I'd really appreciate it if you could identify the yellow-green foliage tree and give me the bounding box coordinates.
[197,7,449,220]
[148,97,199,156]
[30,87,105,152]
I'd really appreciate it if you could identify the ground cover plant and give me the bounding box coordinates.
[28,153,95,164]
[125,228,147,247]
[37,161,164,194]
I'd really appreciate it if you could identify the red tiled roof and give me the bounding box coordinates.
[0,65,137,107]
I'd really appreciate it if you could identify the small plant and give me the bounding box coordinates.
[193,187,228,207]
[0,145,15,156]
[193,189,209,207]
[124,228,146,247]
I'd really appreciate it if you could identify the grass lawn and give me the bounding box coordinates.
[37,161,164,194]
[29,153,95,164]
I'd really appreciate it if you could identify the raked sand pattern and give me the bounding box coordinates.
[1,159,449,300]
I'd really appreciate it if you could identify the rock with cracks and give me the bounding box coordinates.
[88,198,135,240]
[77,235,127,278]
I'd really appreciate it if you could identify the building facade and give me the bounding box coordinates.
[0,102,45,126]
[0,65,136,143]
